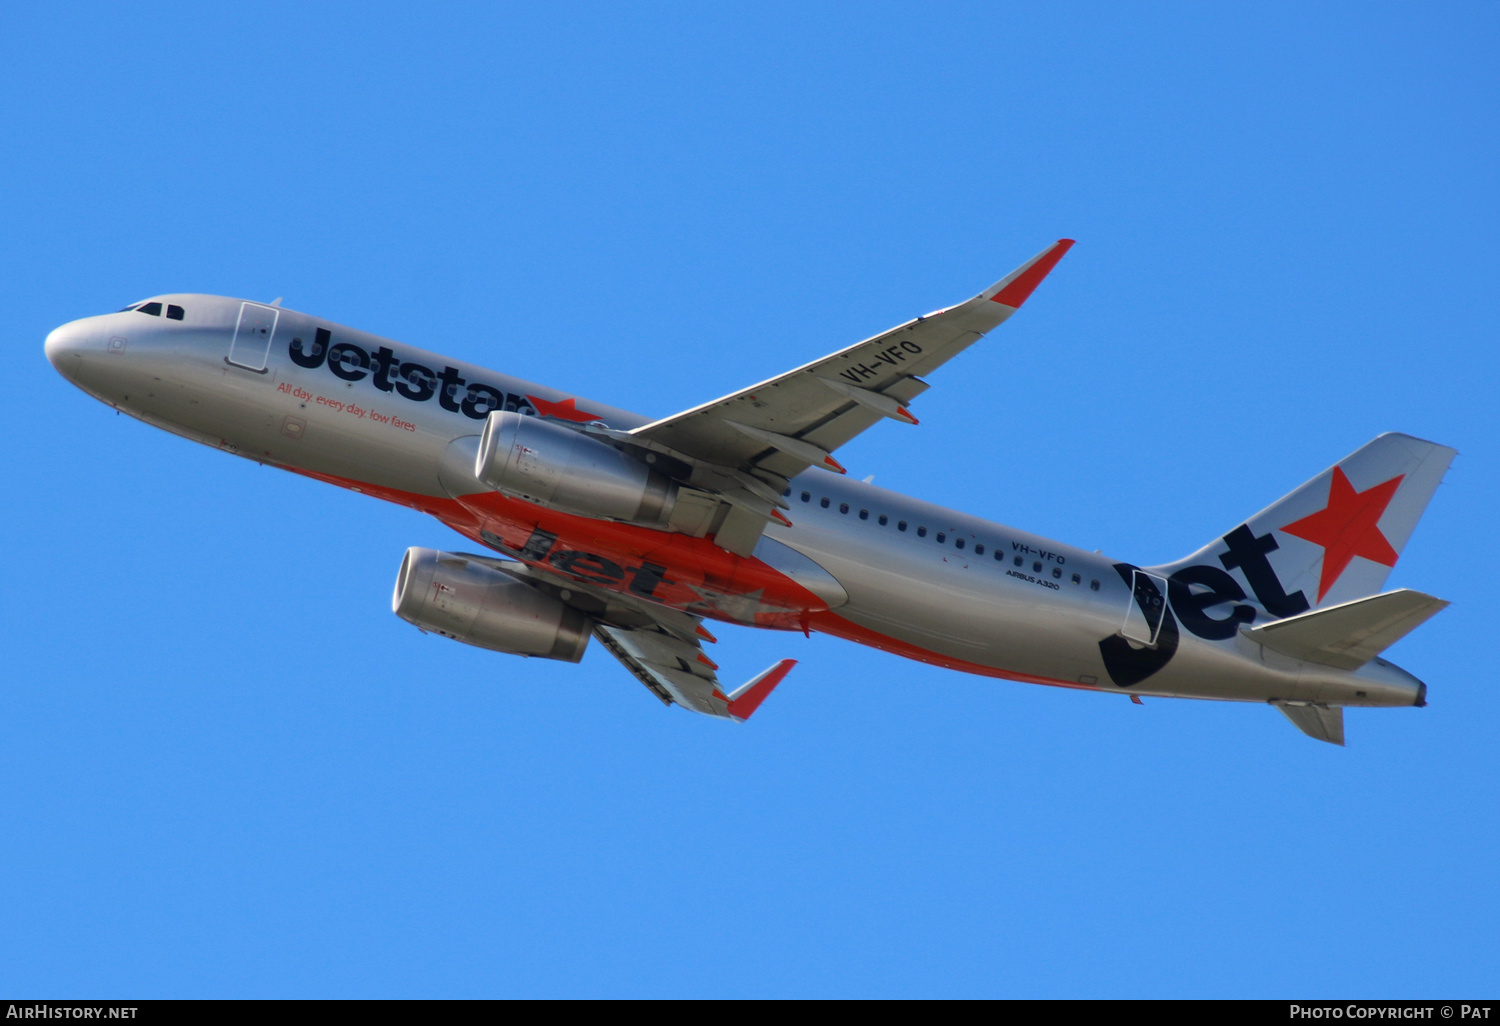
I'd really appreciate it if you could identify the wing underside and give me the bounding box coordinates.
[593,624,795,720]
[468,552,794,720]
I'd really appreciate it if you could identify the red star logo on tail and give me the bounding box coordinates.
[1280,467,1404,602]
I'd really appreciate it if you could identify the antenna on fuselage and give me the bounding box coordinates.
[269,297,283,307]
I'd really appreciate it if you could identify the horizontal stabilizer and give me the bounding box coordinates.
[1275,703,1345,746]
[1246,588,1448,670]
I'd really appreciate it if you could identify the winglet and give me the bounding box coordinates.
[726,659,797,721]
[988,239,1075,309]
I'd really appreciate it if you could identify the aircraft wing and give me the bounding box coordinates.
[594,623,795,720]
[466,551,795,720]
[628,239,1074,484]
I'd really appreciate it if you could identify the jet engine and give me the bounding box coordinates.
[392,547,591,661]
[475,411,679,525]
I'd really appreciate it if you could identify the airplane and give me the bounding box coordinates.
[43,240,1456,745]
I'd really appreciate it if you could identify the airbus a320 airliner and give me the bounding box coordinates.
[45,241,1455,744]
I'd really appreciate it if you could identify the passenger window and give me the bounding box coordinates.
[820,497,830,508]
[1013,556,1023,567]
[898,521,908,532]
[1052,567,1062,579]
[1071,573,1081,584]
[936,532,946,543]
[955,538,965,550]
[878,515,888,526]
[801,492,810,503]
[783,487,792,497]
[994,550,1003,561]
[1033,561,1043,573]
[917,527,927,538]
[166,304,185,320]
[839,503,849,514]
[1090,580,1100,591]
[975,543,984,555]
[137,302,162,316]
[858,509,869,520]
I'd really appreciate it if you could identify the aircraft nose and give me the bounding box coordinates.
[45,322,93,379]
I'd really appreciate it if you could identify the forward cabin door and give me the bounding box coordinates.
[228,302,279,371]
[1120,570,1170,646]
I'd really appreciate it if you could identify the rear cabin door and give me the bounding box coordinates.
[1120,569,1170,646]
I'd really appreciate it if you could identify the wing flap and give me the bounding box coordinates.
[595,624,727,714]
[604,625,717,676]
[593,621,794,720]
[462,550,709,644]
[464,546,795,720]
[593,624,676,707]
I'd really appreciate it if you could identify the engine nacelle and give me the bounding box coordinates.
[475,411,678,525]
[392,547,591,661]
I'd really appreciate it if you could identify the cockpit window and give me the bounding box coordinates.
[166,304,185,320]
[137,302,163,317]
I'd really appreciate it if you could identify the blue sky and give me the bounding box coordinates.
[2,2,1497,997]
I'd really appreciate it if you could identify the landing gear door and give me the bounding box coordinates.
[228,302,279,372]
[1120,570,1169,646]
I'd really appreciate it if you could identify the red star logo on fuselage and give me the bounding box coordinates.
[527,394,601,423]
[1280,467,1404,602]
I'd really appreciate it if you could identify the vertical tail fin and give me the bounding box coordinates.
[1166,433,1456,614]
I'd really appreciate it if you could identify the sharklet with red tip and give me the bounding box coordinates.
[726,659,797,722]
[989,239,1075,309]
